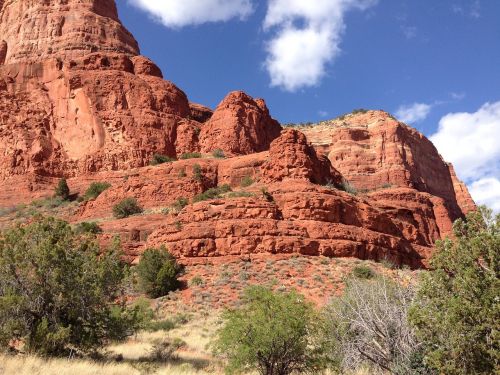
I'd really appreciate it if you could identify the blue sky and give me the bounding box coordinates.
[117,0,500,211]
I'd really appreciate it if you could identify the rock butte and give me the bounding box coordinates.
[0,0,475,268]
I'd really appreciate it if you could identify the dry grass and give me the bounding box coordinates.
[0,355,376,375]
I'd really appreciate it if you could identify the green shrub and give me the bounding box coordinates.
[178,168,187,178]
[410,207,499,375]
[172,197,188,211]
[113,198,143,219]
[340,180,358,195]
[146,319,176,332]
[74,221,102,234]
[212,149,226,159]
[193,164,203,181]
[150,154,176,166]
[192,185,232,203]
[84,182,111,200]
[54,178,70,200]
[240,176,254,188]
[261,187,274,202]
[180,152,202,160]
[136,247,183,298]
[352,108,369,114]
[189,276,204,287]
[0,216,134,355]
[351,265,375,279]
[213,286,328,375]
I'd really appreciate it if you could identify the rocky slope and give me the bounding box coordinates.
[0,0,475,269]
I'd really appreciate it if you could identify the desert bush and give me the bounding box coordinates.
[351,265,375,279]
[212,149,226,159]
[54,178,70,200]
[113,198,143,219]
[352,108,369,114]
[74,221,102,234]
[136,247,183,298]
[0,216,133,355]
[340,180,358,195]
[410,207,499,375]
[240,176,254,187]
[146,319,176,332]
[150,154,176,166]
[192,185,232,203]
[261,187,274,202]
[189,276,204,287]
[192,164,203,181]
[213,286,328,375]
[179,152,202,160]
[324,277,426,374]
[146,338,184,362]
[171,197,188,212]
[83,182,111,200]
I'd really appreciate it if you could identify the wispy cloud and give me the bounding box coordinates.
[263,0,378,92]
[395,102,433,124]
[128,0,254,28]
[430,101,500,212]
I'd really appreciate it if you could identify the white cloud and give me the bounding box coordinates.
[469,178,500,213]
[430,101,500,213]
[128,0,254,28]
[263,0,377,92]
[395,102,432,124]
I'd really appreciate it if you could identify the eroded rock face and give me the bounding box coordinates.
[299,110,475,220]
[0,0,477,270]
[199,91,282,156]
[0,0,139,64]
[261,129,343,186]
[145,182,431,268]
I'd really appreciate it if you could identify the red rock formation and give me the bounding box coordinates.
[261,129,343,186]
[0,0,478,271]
[199,91,282,156]
[145,182,430,268]
[448,164,476,214]
[299,110,474,221]
[0,0,139,64]
[189,102,213,123]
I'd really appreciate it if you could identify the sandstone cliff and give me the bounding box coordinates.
[0,0,476,269]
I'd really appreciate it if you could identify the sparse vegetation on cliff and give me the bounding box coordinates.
[151,154,176,166]
[192,185,232,203]
[113,197,143,218]
[83,181,111,200]
[54,178,70,201]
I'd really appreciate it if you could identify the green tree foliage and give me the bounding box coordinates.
[351,265,375,279]
[410,207,500,375]
[54,178,70,200]
[83,182,111,200]
[74,221,102,234]
[213,286,328,375]
[0,216,133,355]
[136,247,183,298]
[112,197,143,219]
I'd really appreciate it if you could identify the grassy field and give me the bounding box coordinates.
[0,312,376,375]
